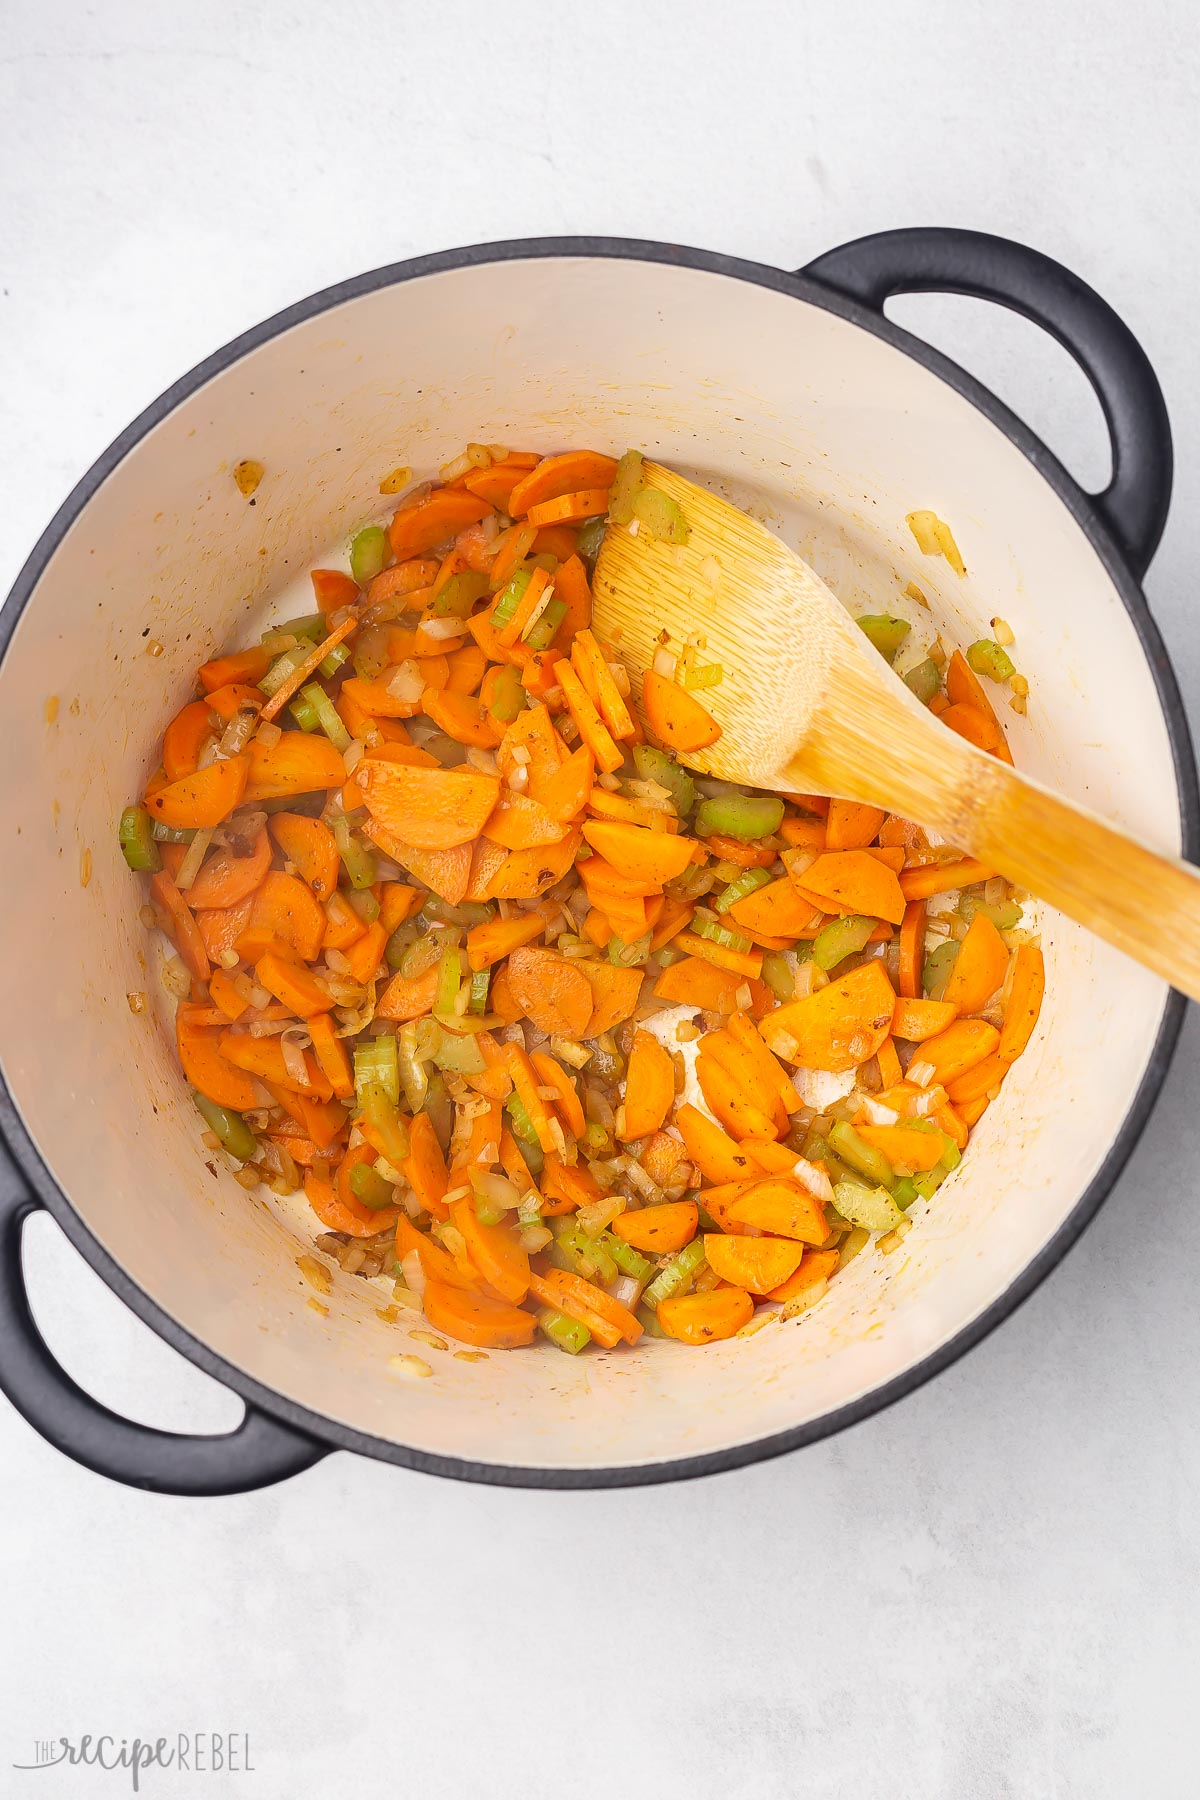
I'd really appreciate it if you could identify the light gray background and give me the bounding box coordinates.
[2,3,1198,1795]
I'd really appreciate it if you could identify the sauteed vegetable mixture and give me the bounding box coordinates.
[120,444,1044,1354]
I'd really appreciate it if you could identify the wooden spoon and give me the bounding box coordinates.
[594,460,1200,1002]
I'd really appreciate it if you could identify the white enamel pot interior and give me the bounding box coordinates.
[0,236,1192,1491]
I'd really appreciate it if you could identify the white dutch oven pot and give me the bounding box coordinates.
[0,229,1194,1494]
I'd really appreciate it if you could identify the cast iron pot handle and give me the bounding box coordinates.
[800,227,1172,579]
[0,1154,327,1495]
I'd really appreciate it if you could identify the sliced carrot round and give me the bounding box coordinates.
[525,488,611,528]
[422,1280,537,1349]
[163,699,218,781]
[449,1198,530,1304]
[507,451,618,518]
[611,1200,699,1255]
[186,827,272,909]
[657,1287,754,1343]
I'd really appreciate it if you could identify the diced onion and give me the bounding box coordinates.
[908,1060,936,1089]
[217,707,257,758]
[255,719,282,749]
[280,1030,311,1086]
[386,660,424,703]
[791,1157,834,1202]
[174,827,214,892]
[439,450,475,483]
[858,1096,900,1126]
[161,955,191,999]
[419,616,466,640]
[652,647,676,677]
[610,1273,644,1309]
[343,739,366,775]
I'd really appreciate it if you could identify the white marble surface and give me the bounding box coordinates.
[3,2,1200,1794]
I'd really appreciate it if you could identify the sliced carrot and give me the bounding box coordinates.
[526,488,611,528]
[915,1018,1000,1085]
[377,882,421,937]
[249,871,326,961]
[466,910,546,971]
[496,565,552,649]
[780,815,827,853]
[892,996,958,1041]
[363,821,474,906]
[195,895,253,966]
[364,558,440,611]
[182,830,269,914]
[726,1013,799,1118]
[462,460,527,509]
[501,1043,559,1154]
[581,819,693,885]
[540,1155,603,1216]
[220,1032,333,1100]
[944,1050,1006,1107]
[957,1092,992,1128]
[305,1013,355,1100]
[342,920,387,984]
[387,489,493,560]
[450,1195,530,1303]
[640,667,721,754]
[695,1044,778,1142]
[204,681,265,722]
[702,1030,787,1134]
[570,630,635,739]
[941,701,1014,763]
[552,553,593,646]
[259,617,357,724]
[726,1177,828,1244]
[612,1200,698,1255]
[242,732,346,804]
[499,1127,539,1195]
[506,947,594,1041]
[507,451,619,519]
[527,1267,641,1348]
[658,1287,753,1343]
[640,1130,689,1188]
[399,1111,450,1220]
[739,1139,798,1174]
[310,569,359,616]
[555,659,624,774]
[943,912,1010,1015]
[759,959,895,1072]
[464,837,511,904]
[424,1279,537,1349]
[650,895,695,952]
[531,523,580,562]
[729,876,821,939]
[445,642,488,696]
[577,853,662,903]
[706,835,777,869]
[673,929,762,979]
[386,623,465,659]
[486,521,538,592]
[875,1035,904,1089]
[262,814,335,903]
[375,964,439,1023]
[898,897,926,998]
[146,753,248,830]
[322,889,367,952]
[395,1214,472,1290]
[946,649,1013,764]
[578,961,644,1036]
[801,850,905,925]
[340,674,421,721]
[208,967,248,1022]
[899,859,995,902]
[654,955,742,1013]
[998,943,1044,1063]
[822,799,885,851]
[358,762,501,851]
[422,687,504,749]
[163,699,218,781]
[497,702,562,785]
[149,871,211,982]
[198,646,270,692]
[528,745,594,823]
[484,791,566,851]
[676,1105,757,1184]
[855,1123,944,1172]
[254,950,331,1018]
[176,1007,258,1109]
[704,1233,804,1294]
[531,1052,586,1139]
[768,1247,840,1304]
[620,1031,676,1139]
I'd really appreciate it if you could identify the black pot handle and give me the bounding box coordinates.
[800,227,1172,579]
[0,1154,328,1496]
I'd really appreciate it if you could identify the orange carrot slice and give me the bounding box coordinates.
[657,1287,753,1343]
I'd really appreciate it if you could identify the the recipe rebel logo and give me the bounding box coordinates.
[12,1733,255,1790]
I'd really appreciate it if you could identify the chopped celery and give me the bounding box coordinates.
[350,1162,397,1210]
[636,1301,668,1338]
[332,815,377,889]
[923,939,960,999]
[280,612,325,643]
[966,638,1016,683]
[642,1237,707,1309]
[691,916,753,954]
[354,1036,400,1109]
[359,1080,409,1164]
[603,1233,654,1284]
[904,658,941,703]
[193,1092,257,1162]
[813,914,878,971]
[524,597,567,652]
[259,644,311,698]
[432,1029,486,1076]
[319,642,351,679]
[537,1307,591,1354]
[714,865,773,914]
[423,897,495,927]
[348,887,380,923]
[608,932,652,967]
[633,487,689,545]
[632,743,694,818]
[607,449,645,526]
[433,944,463,1017]
[491,566,532,629]
[576,515,607,567]
[151,820,195,843]
[505,1092,544,1171]
[939,1138,961,1172]
[761,950,796,1001]
[486,663,526,722]
[891,1176,919,1211]
[829,1120,894,1189]
[959,893,1023,931]
[119,805,162,873]
[298,682,351,751]
[289,691,320,732]
[436,569,490,619]
[914,1144,959,1200]
[831,1178,904,1232]
[679,659,723,691]
[468,968,491,1015]
[556,1221,618,1286]
[400,935,442,980]
[857,614,911,663]
[349,526,389,588]
[694,794,784,841]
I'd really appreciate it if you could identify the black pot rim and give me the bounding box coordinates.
[1,234,1195,1489]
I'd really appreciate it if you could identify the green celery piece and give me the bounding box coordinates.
[289,691,320,732]
[857,614,911,663]
[433,944,463,1017]
[537,1307,591,1354]
[354,1037,400,1109]
[691,917,753,954]
[332,814,377,889]
[433,1030,486,1076]
[505,1092,544,1171]
[524,596,567,652]
[436,570,490,619]
[468,968,491,1015]
[636,1301,668,1338]
[486,663,526,722]
[259,644,310,698]
[491,567,531,628]
[319,642,351,679]
[966,638,1016,683]
[923,939,960,999]
[193,1092,257,1162]
[632,743,694,818]
[360,1081,409,1164]
[760,950,796,1002]
[694,794,784,841]
[602,1232,654,1284]
[714,866,772,914]
[280,612,325,643]
[400,935,442,980]
[348,887,380,923]
[633,487,689,544]
[903,658,941,703]
[829,1121,894,1190]
[151,820,195,843]
[608,932,652,967]
[832,1178,904,1233]
[300,682,351,751]
[119,805,161,873]
[891,1176,919,1211]
[607,450,644,526]
[349,526,389,587]
[813,915,878,971]
[349,1161,397,1210]
[576,515,606,567]
[642,1237,707,1309]
[959,893,1023,931]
